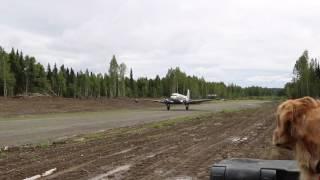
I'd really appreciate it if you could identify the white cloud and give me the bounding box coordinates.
[246,74,292,87]
[1,0,320,88]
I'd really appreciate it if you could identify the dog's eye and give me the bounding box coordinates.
[285,120,292,133]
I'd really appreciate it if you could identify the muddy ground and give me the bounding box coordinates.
[0,102,292,180]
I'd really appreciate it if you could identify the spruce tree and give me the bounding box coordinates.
[108,55,118,97]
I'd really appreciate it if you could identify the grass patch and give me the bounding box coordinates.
[36,141,51,149]
[148,113,211,129]
[0,151,7,158]
[219,109,241,113]
[151,121,177,129]
[81,132,108,141]
[68,113,213,143]
[73,126,147,142]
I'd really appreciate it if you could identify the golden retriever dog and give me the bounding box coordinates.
[273,96,320,180]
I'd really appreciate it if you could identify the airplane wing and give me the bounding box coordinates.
[152,99,166,103]
[135,98,175,104]
[152,99,175,104]
[188,99,212,104]
[133,99,166,103]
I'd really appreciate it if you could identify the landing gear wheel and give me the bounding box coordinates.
[186,105,189,111]
[166,104,170,111]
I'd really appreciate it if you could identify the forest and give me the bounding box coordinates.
[0,47,282,99]
[285,50,320,98]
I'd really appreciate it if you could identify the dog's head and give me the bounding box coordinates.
[272,97,318,150]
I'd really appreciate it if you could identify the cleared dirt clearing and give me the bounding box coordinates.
[0,100,265,146]
[0,102,292,180]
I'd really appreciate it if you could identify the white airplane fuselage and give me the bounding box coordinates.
[170,93,188,103]
[163,90,191,110]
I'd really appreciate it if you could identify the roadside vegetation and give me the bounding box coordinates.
[0,46,283,99]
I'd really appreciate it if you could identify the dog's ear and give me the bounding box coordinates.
[291,97,318,137]
[292,97,318,121]
[274,97,318,147]
[276,100,295,133]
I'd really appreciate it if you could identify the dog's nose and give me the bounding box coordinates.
[275,143,281,147]
[275,143,293,150]
[316,160,320,173]
[275,143,284,147]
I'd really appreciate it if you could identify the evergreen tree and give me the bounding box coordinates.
[0,47,281,99]
[108,55,118,97]
[57,65,67,96]
[293,50,309,97]
[47,64,52,89]
[118,63,127,97]
[129,68,135,97]
[0,47,15,96]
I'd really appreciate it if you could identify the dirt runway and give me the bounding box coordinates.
[0,102,293,180]
[0,100,265,146]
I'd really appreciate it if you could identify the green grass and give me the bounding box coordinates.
[68,113,213,143]
[36,141,51,149]
[148,113,211,129]
[0,151,7,158]
[219,109,240,113]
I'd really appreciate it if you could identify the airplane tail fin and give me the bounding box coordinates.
[187,89,190,101]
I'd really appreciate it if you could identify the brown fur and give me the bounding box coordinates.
[273,97,320,180]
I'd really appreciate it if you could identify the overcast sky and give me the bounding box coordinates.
[1,0,320,88]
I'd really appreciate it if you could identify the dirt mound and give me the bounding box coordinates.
[0,97,160,117]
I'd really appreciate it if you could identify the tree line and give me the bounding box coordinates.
[0,46,281,98]
[285,50,320,98]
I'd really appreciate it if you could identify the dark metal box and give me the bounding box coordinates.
[210,158,299,180]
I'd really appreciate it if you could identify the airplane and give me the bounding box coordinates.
[153,89,212,111]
